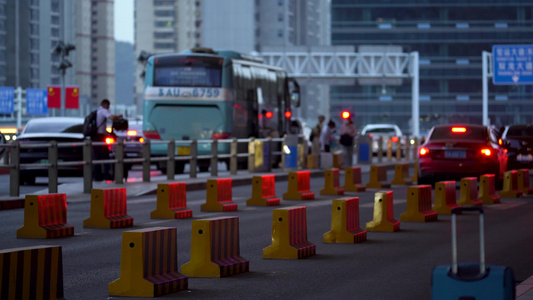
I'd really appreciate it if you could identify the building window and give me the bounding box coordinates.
[30,24,39,35]
[278,0,283,6]
[51,28,59,37]
[154,32,174,39]
[277,29,283,37]
[154,0,175,6]
[154,10,174,17]
[154,42,175,49]
[155,21,173,28]
[51,0,60,12]
[51,16,60,25]
[278,13,283,22]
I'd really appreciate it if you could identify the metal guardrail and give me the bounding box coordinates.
[0,136,297,197]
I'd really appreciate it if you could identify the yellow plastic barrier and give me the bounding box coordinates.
[84,188,133,228]
[16,194,74,239]
[201,179,238,212]
[411,162,418,183]
[517,169,533,195]
[109,227,188,297]
[246,175,280,206]
[433,181,461,215]
[151,183,193,219]
[263,206,316,259]
[333,151,344,168]
[400,185,438,222]
[366,191,400,232]
[283,171,315,200]
[323,197,367,243]
[391,163,413,185]
[343,166,366,192]
[478,174,501,204]
[366,165,391,189]
[457,177,483,207]
[181,217,249,277]
[320,168,345,196]
[307,154,319,169]
[499,170,523,198]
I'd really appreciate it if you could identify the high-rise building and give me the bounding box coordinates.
[331,0,533,133]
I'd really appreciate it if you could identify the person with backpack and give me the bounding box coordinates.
[339,116,357,167]
[91,99,123,181]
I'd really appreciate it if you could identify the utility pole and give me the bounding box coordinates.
[54,41,75,116]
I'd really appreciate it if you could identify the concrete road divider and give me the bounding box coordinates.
[0,245,64,299]
[343,166,366,192]
[517,169,533,195]
[323,197,367,243]
[366,191,400,232]
[83,188,133,229]
[433,181,461,215]
[246,175,280,206]
[283,171,315,200]
[320,168,345,196]
[366,165,391,189]
[181,217,249,277]
[108,227,188,297]
[16,194,74,239]
[151,183,193,219]
[202,179,238,212]
[400,185,438,222]
[263,206,316,259]
[457,177,483,207]
[478,174,501,204]
[499,170,523,198]
[391,163,413,185]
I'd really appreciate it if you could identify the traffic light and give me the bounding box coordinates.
[341,110,351,119]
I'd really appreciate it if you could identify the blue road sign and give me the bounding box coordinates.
[26,89,48,115]
[492,45,533,85]
[0,87,14,114]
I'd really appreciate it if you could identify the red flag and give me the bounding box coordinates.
[47,86,61,108]
[65,86,79,109]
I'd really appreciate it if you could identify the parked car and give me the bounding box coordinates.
[417,124,507,186]
[113,120,144,178]
[499,124,533,170]
[360,123,404,155]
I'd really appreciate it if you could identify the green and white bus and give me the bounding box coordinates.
[142,48,300,173]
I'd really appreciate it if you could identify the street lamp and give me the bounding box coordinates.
[54,41,75,116]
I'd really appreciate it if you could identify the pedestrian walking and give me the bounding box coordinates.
[310,115,325,154]
[91,99,122,181]
[320,120,336,152]
[339,116,357,167]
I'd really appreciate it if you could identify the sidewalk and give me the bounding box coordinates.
[517,276,533,299]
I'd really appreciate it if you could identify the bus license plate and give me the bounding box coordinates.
[445,150,466,159]
[177,146,190,155]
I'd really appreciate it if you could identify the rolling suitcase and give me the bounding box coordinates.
[432,207,515,300]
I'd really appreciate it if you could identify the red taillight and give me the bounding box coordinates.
[212,132,231,139]
[127,130,137,136]
[419,147,429,156]
[451,127,467,133]
[285,111,292,118]
[481,148,491,156]
[143,130,161,140]
[265,111,273,118]
[105,137,115,144]
[391,136,399,143]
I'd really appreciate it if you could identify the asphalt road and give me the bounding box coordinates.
[1,171,533,299]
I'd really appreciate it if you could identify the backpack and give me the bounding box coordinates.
[83,110,98,137]
[112,117,129,131]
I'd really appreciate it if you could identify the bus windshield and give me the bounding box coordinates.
[154,56,222,87]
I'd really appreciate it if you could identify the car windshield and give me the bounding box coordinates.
[430,126,487,141]
[507,126,533,137]
[24,121,83,134]
[365,128,396,134]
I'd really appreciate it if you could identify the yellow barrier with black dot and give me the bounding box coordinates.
[16,194,74,239]
[366,191,400,232]
[517,169,533,195]
[320,168,345,196]
[201,179,238,211]
[108,227,188,297]
[181,217,249,277]
[433,181,461,215]
[457,177,483,207]
[0,245,64,299]
[343,166,366,192]
[391,163,413,185]
[84,188,133,229]
[246,175,280,206]
[499,170,523,198]
[478,174,501,204]
[283,171,315,200]
[151,183,193,219]
[400,185,438,222]
[263,206,316,259]
[323,197,367,243]
[366,165,391,189]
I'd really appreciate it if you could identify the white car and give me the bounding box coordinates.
[360,124,404,155]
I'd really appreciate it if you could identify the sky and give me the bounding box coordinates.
[114,0,134,43]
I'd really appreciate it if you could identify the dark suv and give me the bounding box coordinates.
[500,124,533,170]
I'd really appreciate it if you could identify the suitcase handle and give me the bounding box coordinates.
[451,207,485,276]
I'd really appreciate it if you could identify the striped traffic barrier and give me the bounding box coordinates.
[16,194,74,239]
[283,171,315,200]
[151,183,193,219]
[323,197,367,243]
[263,206,316,259]
[391,163,413,185]
[433,181,461,215]
[400,185,438,222]
[457,177,483,207]
[246,175,280,206]
[83,188,133,229]
[366,165,391,189]
[0,245,64,299]
[478,174,501,204]
[517,169,533,195]
[181,217,249,277]
[320,168,345,196]
[109,227,188,297]
[499,170,522,198]
[343,166,366,192]
[201,179,238,212]
[366,191,400,232]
